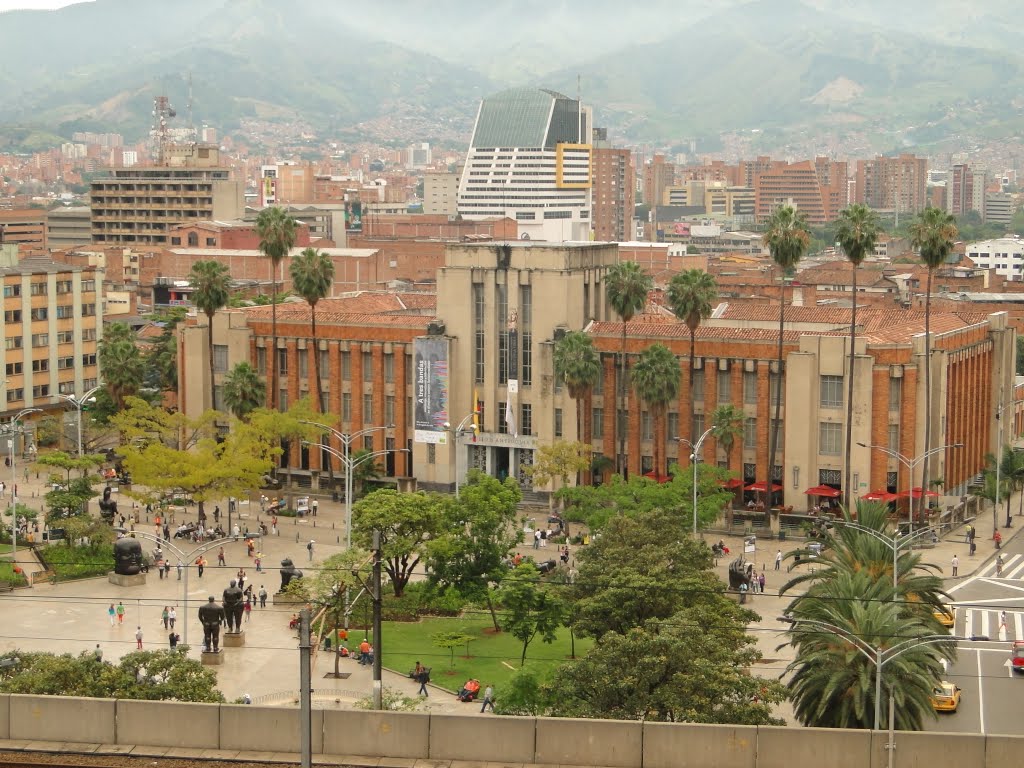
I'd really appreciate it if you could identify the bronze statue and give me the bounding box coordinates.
[727,556,752,591]
[198,596,225,652]
[223,579,244,632]
[113,537,143,575]
[280,558,303,591]
[98,486,119,525]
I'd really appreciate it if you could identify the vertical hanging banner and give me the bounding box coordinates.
[506,379,519,438]
[414,337,449,444]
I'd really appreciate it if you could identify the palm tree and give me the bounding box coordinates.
[98,322,144,410]
[222,361,265,419]
[605,261,652,479]
[667,269,718,448]
[630,343,681,478]
[189,260,232,411]
[256,206,298,409]
[909,207,957,525]
[835,204,881,511]
[289,247,336,413]
[763,205,810,500]
[1000,445,1024,520]
[553,331,601,443]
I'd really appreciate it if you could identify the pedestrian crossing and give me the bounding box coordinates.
[971,553,1024,580]
[955,607,1024,641]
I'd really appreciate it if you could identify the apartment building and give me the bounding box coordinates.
[422,171,459,216]
[591,145,634,242]
[47,206,92,251]
[0,209,48,257]
[753,158,848,224]
[965,238,1024,281]
[854,154,929,215]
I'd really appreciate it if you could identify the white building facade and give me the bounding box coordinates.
[966,237,1024,281]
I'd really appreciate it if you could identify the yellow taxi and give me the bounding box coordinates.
[933,604,955,628]
[930,681,961,712]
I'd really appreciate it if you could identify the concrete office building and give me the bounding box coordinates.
[90,145,244,246]
[457,88,592,242]
[46,206,92,251]
[965,238,1024,281]
[422,170,459,215]
[0,209,48,257]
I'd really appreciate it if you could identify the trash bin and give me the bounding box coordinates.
[778,530,787,541]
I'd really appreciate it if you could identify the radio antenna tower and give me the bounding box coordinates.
[151,95,177,165]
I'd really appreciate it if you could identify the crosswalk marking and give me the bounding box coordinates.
[956,607,1024,641]
[967,553,1024,580]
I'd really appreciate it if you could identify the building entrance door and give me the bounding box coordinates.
[495,447,511,482]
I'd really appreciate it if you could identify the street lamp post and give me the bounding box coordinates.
[5,408,41,570]
[857,442,963,535]
[118,529,241,648]
[443,411,478,499]
[56,385,103,457]
[993,398,1024,528]
[677,427,715,537]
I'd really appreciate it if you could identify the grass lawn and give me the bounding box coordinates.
[0,561,27,587]
[361,615,592,692]
[0,544,13,554]
[43,542,111,580]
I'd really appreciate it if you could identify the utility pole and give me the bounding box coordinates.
[298,607,312,768]
[372,529,382,710]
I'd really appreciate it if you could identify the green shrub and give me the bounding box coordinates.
[381,582,466,622]
[44,541,112,581]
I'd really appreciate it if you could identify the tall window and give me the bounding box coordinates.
[743,370,758,404]
[819,422,842,455]
[888,423,900,453]
[667,412,679,441]
[277,349,288,375]
[521,285,532,386]
[497,283,509,382]
[593,369,603,395]
[819,375,843,408]
[693,413,705,437]
[386,395,395,425]
[363,352,373,381]
[363,394,373,423]
[473,283,485,384]
[692,369,705,401]
[256,347,266,374]
[889,377,902,411]
[744,417,757,449]
[213,345,228,374]
[593,407,604,439]
[554,408,562,438]
[717,369,731,404]
[342,351,351,380]
[521,403,533,436]
[641,411,653,440]
[498,402,507,433]
[342,393,352,421]
[320,349,329,380]
[384,354,394,383]
[298,350,308,379]
[618,408,627,440]
[769,372,783,408]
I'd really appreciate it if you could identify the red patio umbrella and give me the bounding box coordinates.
[862,490,899,502]
[744,481,783,493]
[803,485,841,498]
[898,487,939,499]
[642,470,672,484]
[722,478,745,490]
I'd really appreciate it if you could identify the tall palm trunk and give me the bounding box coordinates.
[768,287,786,499]
[689,326,696,468]
[311,304,323,412]
[843,265,858,511]
[271,270,279,410]
[207,315,216,412]
[619,322,627,478]
[920,267,934,530]
[576,395,584,488]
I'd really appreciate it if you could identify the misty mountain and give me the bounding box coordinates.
[0,0,1021,148]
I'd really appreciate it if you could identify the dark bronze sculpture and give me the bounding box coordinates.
[99,486,119,525]
[280,558,303,591]
[223,579,244,632]
[113,537,144,575]
[198,596,225,652]
[727,557,753,591]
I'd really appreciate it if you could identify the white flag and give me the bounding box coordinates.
[506,379,519,437]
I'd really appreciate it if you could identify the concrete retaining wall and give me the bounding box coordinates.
[1,696,1024,767]
[10,695,116,744]
[322,710,427,759]
[116,700,220,749]
[428,713,536,763]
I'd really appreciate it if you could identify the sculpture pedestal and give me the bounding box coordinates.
[223,631,245,647]
[201,650,223,665]
[272,592,303,605]
[108,572,147,587]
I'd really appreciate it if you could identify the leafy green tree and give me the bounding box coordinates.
[289,246,336,412]
[630,343,680,476]
[349,448,381,498]
[500,563,565,666]
[552,330,601,446]
[222,361,265,419]
[189,260,233,411]
[667,269,718,437]
[546,609,785,724]
[494,666,551,716]
[98,322,144,410]
[424,470,522,630]
[521,440,591,507]
[569,506,718,638]
[711,404,744,527]
[835,204,881,509]
[1011,206,1024,236]
[432,631,475,668]
[909,207,958,520]
[0,650,224,702]
[999,445,1024,519]
[1017,336,1024,377]
[763,205,810,497]
[35,451,104,484]
[605,261,652,478]
[971,457,1009,533]
[351,489,445,597]
[256,205,298,409]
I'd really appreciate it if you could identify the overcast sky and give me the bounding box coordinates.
[0,0,92,10]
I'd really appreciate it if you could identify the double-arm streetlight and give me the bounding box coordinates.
[857,442,963,534]
[56,384,103,457]
[443,411,478,498]
[677,427,715,537]
[4,407,41,569]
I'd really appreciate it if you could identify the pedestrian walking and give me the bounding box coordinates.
[218,547,226,567]
[244,599,252,623]
[414,661,428,696]
[108,604,116,626]
[997,554,1004,577]
[169,606,177,629]
[774,550,782,571]
[94,644,103,661]
[195,556,205,578]
[161,606,169,629]
[311,498,318,516]
[156,555,165,579]
[237,568,246,591]
[758,572,766,594]
[169,631,180,650]
[1000,610,1008,634]
[255,554,262,572]
[258,586,267,608]
[135,627,144,649]
[533,529,541,549]
[480,685,494,713]
[233,524,240,541]
[116,602,125,624]
[176,560,183,580]
[307,540,315,561]
[951,554,959,577]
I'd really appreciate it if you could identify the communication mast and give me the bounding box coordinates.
[151,95,177,165]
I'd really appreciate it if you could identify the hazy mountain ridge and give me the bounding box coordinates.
[0,0,1021,148]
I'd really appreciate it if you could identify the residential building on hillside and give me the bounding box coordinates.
[457,88,592,242]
